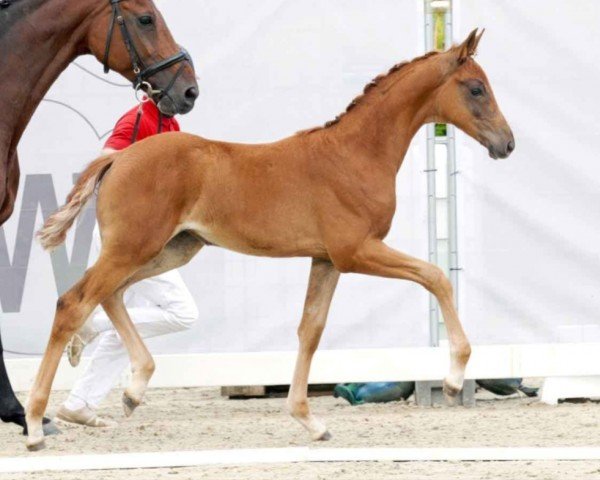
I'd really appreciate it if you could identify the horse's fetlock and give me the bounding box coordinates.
[459,342,472,362]
[287,399,309,418]
[148,359,156,375]
[26,394,46,418]
[140,358,156,376]
[452,341,471,365]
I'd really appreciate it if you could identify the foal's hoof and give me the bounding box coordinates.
[313,430,332,441]
[122,392,140,417]
[443,379,462,405]
[25,436,46,452]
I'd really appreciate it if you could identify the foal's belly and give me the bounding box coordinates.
[180,220,327,259]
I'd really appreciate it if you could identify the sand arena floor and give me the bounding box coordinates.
[1,385,600,479]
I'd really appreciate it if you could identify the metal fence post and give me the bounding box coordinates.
[424,0,440,348]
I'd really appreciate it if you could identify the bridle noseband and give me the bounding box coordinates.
[102,0,192,98]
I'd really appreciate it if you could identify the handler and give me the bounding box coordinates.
[55,99,199,427]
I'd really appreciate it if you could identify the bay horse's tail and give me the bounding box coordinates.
[37,154,115,251]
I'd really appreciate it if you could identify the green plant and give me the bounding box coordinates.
[435,123,447,137]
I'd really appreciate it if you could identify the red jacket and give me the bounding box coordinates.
[104,101,179,151]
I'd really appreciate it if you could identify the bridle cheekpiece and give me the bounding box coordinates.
[102,0,192,99]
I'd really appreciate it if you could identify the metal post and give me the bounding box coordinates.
[424,2,439,347]
[444,6,460,309]
[426,125,439,346]
[418,0,475,407]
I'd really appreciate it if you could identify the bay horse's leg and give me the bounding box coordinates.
[0,153,21,424]
[0,150,20,225]
[0,327,25,426]
[287,258,339,441]
[0,153,60,435]
[348,240,471,398]
[0,152,25,426]
[0,152,25,425]
[25,258,139,450]
[0,152,27,427]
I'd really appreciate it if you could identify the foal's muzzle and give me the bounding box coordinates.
[487,131,515,160]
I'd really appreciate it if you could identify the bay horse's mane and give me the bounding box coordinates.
[297,50,440,135]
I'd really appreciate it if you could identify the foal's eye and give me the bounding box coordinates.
[138,15,154,26]
[470,87,483,97]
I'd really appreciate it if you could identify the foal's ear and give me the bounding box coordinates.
[455,28,485,63]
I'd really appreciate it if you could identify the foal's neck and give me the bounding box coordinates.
[324,53,445,172]
[0,0,101,153]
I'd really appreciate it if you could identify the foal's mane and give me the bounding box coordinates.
[297,50,440,135]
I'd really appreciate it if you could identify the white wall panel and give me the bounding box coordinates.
[456,1,600,344]
[2,1,428,358]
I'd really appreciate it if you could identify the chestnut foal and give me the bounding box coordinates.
[29,29,513,450]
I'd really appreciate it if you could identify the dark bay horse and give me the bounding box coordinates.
[32,29,514,450]
[0,0,198,434]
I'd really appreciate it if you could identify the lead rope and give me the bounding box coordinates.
[131,83,149,144]
[158,112,164,134]
[130,104,163,143]
[131,82,166,144]
[131,104,144,144]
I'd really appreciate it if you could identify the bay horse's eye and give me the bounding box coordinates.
[470,87,483,97]
[138,15,154,26]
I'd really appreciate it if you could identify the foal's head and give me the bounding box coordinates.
[86,0,198,116]
[435,29,514,159]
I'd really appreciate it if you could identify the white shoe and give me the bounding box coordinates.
[55,405,117,428]
[66,322,98,367]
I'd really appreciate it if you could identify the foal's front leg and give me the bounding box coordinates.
[348,240,471,398]
[287,258,340,441]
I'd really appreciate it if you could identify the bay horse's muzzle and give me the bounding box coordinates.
[155,79,198,116]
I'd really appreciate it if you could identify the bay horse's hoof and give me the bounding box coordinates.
[20,416,60,436]
[42,419,61,436]
[122,392,140,417]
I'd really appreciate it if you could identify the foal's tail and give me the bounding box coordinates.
[37,155,115,251]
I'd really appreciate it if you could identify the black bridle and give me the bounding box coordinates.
[102,0,192,99]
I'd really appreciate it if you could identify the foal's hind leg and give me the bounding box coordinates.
[100,292,155,417]
[101,232,204,416]
[287,258,339,441]
[25,259,139,450]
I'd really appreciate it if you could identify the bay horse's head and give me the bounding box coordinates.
[435,29,514,159]
[86,0,198,116]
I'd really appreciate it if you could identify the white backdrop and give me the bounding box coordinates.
[1,0,430,358]
[456,0,600,344]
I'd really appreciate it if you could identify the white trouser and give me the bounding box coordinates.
[64,227,198,411]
